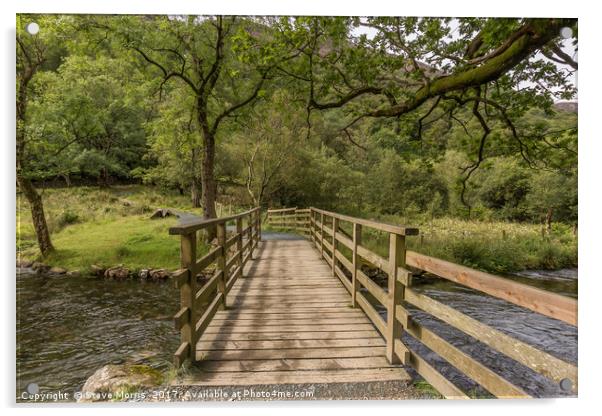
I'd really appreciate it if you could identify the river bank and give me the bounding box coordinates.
[19,186,577,275]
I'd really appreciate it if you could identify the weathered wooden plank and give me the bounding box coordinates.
[406,250,577,325]
[195,292,224,336]
[404,288,577,388]
[202,323,376,333]
[199,330,381,342]
[197,246,221,272]
[197,346,386,360]
[208,317,370,327]
[213,311,367,320]
[311,207,419,236]
[356,269,388,306]
[196,357,392,372]
[355,291,387,336]
[396,306,530,398]
[174,342,190,369]
[403,342,470,399]
[170,207,260,235]
[334,265,352,293]
[172,269,189,289]
[195,272,219,305]
[197,338,385,351]
[173,306,190,331]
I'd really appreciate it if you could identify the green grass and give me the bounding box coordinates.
[16,185,215,273]
[338,215,577,274]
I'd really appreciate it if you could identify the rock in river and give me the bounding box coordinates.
[78,364,163,402]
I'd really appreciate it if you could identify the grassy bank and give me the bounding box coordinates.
[354,215,578,274]
[18,186,577,275]
[17,185,214,273]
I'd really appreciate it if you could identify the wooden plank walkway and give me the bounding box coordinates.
[182,239,411,386]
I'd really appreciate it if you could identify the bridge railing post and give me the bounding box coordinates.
[216,222,227,310]
[320,213,325,257]
[176,231,198,366]
[386,232,409,365]
[236,217,243,276]
[331,217,338,275]
[352,223,362,308]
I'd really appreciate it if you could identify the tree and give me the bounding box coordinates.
[16,15,63,256]
[97,15,298,238]
[28,55,151,187]
[277,17,577,198]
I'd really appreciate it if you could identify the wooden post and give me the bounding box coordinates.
[236,217,243,276]
[257,209,262,242]
[216,222,227,310]
[331,218,338,275]
[179,231,197,363]
[320,213,325,257]
[386,232,405,364]
[352,223,362,307]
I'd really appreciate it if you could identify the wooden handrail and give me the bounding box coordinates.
[171,206,261,368]
[169,207,260,235]
[311,207,419,236]
[406,250,577,326]
[301,206,577,398]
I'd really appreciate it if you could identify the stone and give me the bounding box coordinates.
[90,265,105,276]
[66,270,81,277]
[104,266,130,279]
[78,364,163,402]
[138,269,150,279]
[149,269,171,280]
[31,262,50,273]
[17,259,33,268]
[49,267,67,274]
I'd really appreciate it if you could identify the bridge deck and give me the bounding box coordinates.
[181,239,410,386]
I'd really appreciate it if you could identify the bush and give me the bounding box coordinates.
[56,210,80,228]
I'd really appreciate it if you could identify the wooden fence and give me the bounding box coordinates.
[266,207,311,236]
[306,207,577,399]
[169,207,261,367]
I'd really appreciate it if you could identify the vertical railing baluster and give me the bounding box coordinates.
[236,217,243,277]
[320,213,325,257]
[179,231,197,364]
[352,223,362,307]
[216,222,227,310]
[331,217,338,275]
[386,232,406,364]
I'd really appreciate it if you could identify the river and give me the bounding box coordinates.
[16,265,577,399]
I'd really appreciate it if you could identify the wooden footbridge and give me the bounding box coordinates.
[168,207,577,399]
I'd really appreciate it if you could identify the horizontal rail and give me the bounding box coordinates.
[311,207,419,236]
[169,207,260,235]
[406,250,577,326]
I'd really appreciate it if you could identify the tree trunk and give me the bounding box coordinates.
[191,179,201,208]
[17,176,54,256]
[190,147,201,207]
[200,130,218,242]
[545,208,553,232]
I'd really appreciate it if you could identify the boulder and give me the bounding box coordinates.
[90,265,105,276]
[104,266,130,279]
[49,267,67,275]
[67,270,81,277]
[17,259,33,268]
[31,262,50,273]
[149,269,171,280]
[78,364,163,402]
[138,269,150,279]
[150,208,175,219]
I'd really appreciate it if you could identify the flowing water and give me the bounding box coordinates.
[16,264,577,399]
